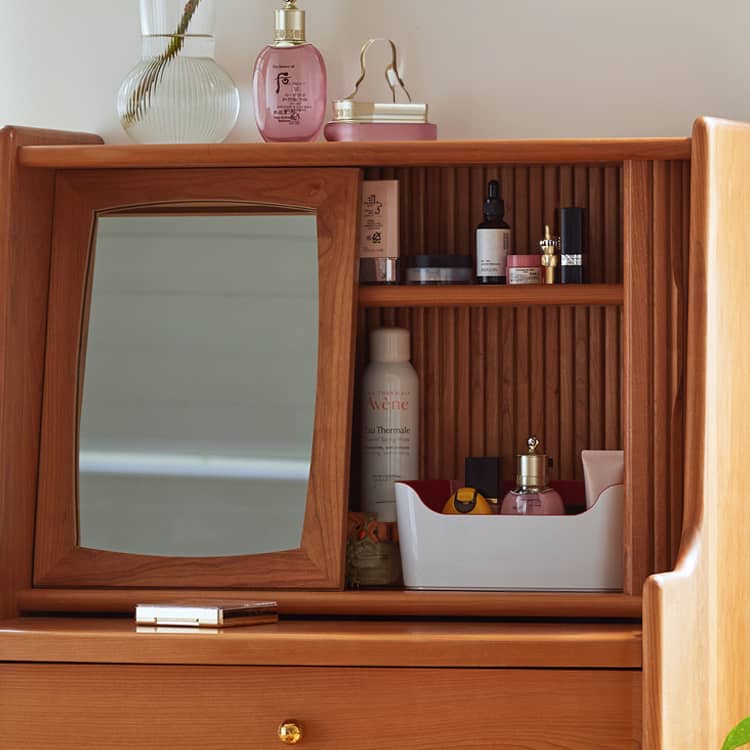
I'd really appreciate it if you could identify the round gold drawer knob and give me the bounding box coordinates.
[278,720,303,745]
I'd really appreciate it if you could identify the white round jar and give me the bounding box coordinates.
[361,328,419,522]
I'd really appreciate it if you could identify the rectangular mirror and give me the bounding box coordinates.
[34,167,359,589]
[79,214,318,557]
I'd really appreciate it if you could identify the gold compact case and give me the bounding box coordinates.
[323,39,437,141]
[332,100,429,124]
[331,38,425,123]
[135,601,278,628]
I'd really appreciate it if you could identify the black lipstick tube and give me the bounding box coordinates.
[559,207,585,284]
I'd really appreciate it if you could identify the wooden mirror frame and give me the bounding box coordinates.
[33,167,360,589]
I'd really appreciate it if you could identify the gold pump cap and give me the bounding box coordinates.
[516,436,549,489]
[540,225,559,284]
[539,225,558,254]
[274,0,306,45]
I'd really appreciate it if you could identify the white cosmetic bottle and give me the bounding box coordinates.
[361,328,419,522]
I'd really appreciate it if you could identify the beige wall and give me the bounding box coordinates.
[2,0,749,142]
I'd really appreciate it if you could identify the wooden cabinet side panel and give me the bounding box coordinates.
[644,117,750,749]
[0,127,102,618]
[0,663,642,750]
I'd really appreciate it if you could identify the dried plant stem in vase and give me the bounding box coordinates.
[122,0,201,128]
[117,0,240,143]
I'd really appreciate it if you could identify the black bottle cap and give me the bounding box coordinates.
[559,207,585,254]
[465,456,502,498]
[483,180,505,222]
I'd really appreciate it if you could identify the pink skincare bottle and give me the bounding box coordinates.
[500,437,565,516]
[252,0,327,142]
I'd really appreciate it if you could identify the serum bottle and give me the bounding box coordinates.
[252,1,327,142]
[476,180,511,284]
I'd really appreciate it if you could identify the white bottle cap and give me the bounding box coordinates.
[370,327,411,363]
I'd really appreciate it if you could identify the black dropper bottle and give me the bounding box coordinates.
[476,180,511,285]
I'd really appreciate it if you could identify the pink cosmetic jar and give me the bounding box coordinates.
[506,255,543,285]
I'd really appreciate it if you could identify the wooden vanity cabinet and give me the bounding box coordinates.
[1,665,642,749]
[1,118,749,748]
[0,618,643,750]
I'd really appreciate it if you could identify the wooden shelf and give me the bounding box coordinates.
[0,617,642,668]
[17,588,642,620]
[359,283,624,308]
[16,137,691,170]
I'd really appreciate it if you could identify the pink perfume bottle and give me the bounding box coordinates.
[252,0,327,142]
[500,437,565,516]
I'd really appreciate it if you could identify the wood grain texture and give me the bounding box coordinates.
[16,587,643,619]
[356,305,622,485]
[652,161,670,574]
[0,663,642,750]
[18,137,691,170]
[2,128,692,622]
[33,167,360,589]
[643,118,750,749]
[0,126,102,618]
[623,159,690,595]
[359,284,624,307]
[0,617,642,668]
[654,161,690,573]
[672,161,690,565]
[623,160,654,595]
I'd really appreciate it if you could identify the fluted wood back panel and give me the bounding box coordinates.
[352,164,624,492]
[357,305,623,485]
[623,159,690,591]
[651,160,691,572]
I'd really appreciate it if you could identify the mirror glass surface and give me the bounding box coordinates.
[78,213,318,557]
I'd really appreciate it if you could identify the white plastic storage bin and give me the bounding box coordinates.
[394,480,624,591]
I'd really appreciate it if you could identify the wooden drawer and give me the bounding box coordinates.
[1,663,641,749]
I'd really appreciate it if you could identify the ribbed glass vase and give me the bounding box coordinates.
[117,0,240,143]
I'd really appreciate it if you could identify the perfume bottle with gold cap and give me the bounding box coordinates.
[252,0,327,142]
[500,437,565,515]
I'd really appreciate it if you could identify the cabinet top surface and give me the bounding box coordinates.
[15,136,692,169]
[0,617,642,669]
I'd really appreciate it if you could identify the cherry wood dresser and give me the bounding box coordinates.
[1,118,749,748]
